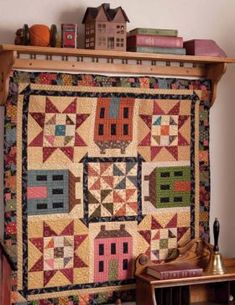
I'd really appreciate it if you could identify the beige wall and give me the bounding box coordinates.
[0,0,235,256]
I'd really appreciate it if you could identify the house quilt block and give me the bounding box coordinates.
[4,72,211,304]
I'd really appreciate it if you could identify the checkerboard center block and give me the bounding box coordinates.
[85,158,141,220]
[44,236,74,271]
[151,115,179,146]
[44,114,76,147]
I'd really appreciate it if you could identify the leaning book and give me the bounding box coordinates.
[146,263,203,280]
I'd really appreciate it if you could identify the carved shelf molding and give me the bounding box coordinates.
[1,44,235,105]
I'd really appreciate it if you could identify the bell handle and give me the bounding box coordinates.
[213,218,220,252]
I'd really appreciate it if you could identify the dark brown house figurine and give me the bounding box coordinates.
[82,3,129,51]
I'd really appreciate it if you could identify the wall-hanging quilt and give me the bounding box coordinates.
[4,71,211,304]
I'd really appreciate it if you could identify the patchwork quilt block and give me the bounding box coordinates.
[4,72,211,304]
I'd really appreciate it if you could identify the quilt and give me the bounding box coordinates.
[4,71,211,304]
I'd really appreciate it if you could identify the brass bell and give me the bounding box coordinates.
[205,218,226,275]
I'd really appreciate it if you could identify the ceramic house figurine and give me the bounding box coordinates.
[82,3,129,51]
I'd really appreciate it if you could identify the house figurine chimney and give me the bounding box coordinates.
[120,224,125,231]
[102,3,110,10]
[100,225,106,231]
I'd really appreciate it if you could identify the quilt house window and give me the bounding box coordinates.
[37,203,47,210]
[99,244,104,255]
[123,259,128,270]
[111,243,116,254]
[53,202,64,208]
[123,242,128,254]
[99,261,104,272]
[98,124,104,135]
[99,107,105,118]
[111,124,117,135]
[123,124,129,135]
[123,107,129,118]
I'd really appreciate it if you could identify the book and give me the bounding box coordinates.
[146,263,203,280]
[183,39,227,57]
[127,46,186,55]
[128,28,178,37]
[127,34,183,49]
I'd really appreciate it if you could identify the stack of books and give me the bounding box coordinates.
[127,28,186,55]
[146,262,203,280]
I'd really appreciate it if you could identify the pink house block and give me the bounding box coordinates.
[94,224,133,283]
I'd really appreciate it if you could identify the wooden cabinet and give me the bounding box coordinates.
[136,259,235,305]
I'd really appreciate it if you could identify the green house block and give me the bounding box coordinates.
[154,166,191,208]
[145,166,191,208]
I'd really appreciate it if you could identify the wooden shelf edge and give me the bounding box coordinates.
[0,44,234,105]
[13,58,206,77]
[1,44,235,64]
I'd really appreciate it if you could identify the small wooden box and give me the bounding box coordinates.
[183,39,226,57]
[61,24,77,48]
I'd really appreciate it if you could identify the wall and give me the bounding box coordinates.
[0,0,235,257]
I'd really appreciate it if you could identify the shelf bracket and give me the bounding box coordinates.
[206,62,227,105]
[0,51,16,106]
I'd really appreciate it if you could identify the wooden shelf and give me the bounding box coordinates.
[2,44,235,63]
[1,44,235,105]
